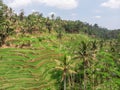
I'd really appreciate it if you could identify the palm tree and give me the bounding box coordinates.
[74,41,92,90]
[51,13,55,20]
[54,55,77,90]
[19,9,24,21]
[0,0,7,46]
[90,40,98,90]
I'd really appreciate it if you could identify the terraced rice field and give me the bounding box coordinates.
[0,47,60,90]
[0,34,90,90]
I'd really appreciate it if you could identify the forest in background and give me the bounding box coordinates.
[0,0,120,44]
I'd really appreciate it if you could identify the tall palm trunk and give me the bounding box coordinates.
[64,75,66,90]
[92,64,95,90]
[92,52,96,90]
[83,57,87,90]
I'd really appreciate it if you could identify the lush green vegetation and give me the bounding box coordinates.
[0,0,120,90]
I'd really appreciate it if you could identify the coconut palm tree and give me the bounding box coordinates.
[19,9,24,21]
[54,55,77,90]
[74,41,93,90]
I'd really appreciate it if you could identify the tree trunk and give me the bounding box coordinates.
[64,75,66,90]
[84,57,86,90]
